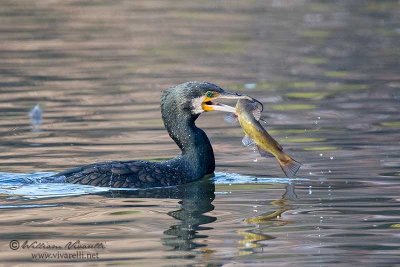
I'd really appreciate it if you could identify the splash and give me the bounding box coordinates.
[0,171,308,200]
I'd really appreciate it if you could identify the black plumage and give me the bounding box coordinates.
[54,81,248,188]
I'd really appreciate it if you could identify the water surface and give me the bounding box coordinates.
[0,0,399,266]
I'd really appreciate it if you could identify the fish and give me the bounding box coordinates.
[234,99,301,177]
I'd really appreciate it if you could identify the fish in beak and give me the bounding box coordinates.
[201,91,263,113]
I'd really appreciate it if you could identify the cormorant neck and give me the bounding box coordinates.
[161,107,215,177]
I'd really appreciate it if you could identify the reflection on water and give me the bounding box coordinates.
[90,179,217,252]
[161,180,216,251]
[239,184,296,252]
[1,0,400,265]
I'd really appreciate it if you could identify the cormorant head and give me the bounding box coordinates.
[161,81,256,120]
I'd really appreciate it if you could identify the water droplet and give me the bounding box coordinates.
[330,157,334,160]
[308,186,312,195]
[29,104,42,129]
[317,116,321,120]
[319,153,323,156]
[253,158,258,162]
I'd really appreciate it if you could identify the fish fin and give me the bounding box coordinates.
[224,113,238,124]
[283,183,297,200]
[256,145,274,158]
[279,156,301,178]
[252,108,262,121]
[242,135,255,147]
[245,100,263,121]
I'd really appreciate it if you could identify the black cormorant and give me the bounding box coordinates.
[55,81,253,188]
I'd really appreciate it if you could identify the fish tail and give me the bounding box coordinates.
[278,154,301,178]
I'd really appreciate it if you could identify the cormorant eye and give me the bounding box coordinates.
[206,91,214,98]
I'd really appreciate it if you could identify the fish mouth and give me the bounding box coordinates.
[202,91,263,113]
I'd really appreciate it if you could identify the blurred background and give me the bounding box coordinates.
[0,0,399,177]
[1,1,400,266]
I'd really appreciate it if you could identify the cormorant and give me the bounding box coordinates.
[54,81,253,188]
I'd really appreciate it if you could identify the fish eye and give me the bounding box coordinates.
[205,91,214,98]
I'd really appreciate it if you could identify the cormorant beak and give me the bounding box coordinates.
[202,91,263,113]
